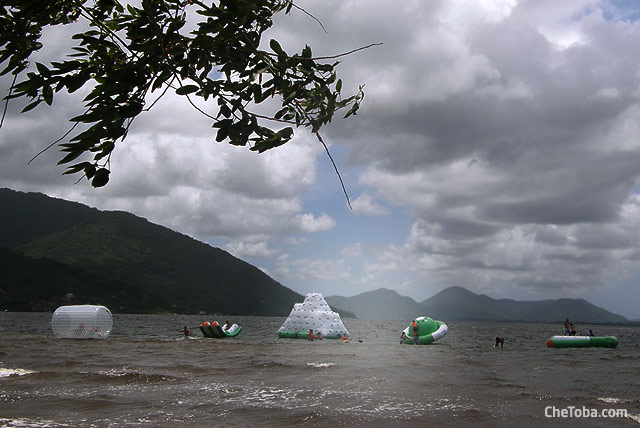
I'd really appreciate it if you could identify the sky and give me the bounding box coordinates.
[2,0,640,319]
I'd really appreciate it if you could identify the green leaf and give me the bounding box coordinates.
[35,62,50,77]
[63,162,93,175]
[21,99,42,113]
[215,126,228,142]
[84,163,97,179]
[65,74,87,93]
[270,39,284,55]
[91,168,110,187]
[219,104,231,118]
[175,84,199,95]
[283,90,297,103]
[57,150,84,165]
[119,102,143,118]
[42,85,54,106]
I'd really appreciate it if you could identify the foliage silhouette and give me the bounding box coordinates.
[1,0,373,200]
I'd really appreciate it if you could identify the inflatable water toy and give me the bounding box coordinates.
[199,321,242,338]
[277,293,349,339]
[401,316,448,345]
[546,335,618,348]
[50,305,112,339]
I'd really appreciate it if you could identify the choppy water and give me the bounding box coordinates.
[0,312,639,427]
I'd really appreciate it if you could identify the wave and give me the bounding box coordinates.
[0,418,71,428]
[92,368,175,384]
[0,368,37,378]
[598,396,633,404]
[306,362,337,368]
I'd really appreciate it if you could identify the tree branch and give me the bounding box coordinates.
[314,130,352,210]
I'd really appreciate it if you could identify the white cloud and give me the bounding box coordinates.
[3,0,640,317]
[351,193,388,216]
[224,240,280,259]
[289,213,336,233]
[275,253,351,283]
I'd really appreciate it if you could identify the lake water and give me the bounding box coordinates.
[0,312,638,427]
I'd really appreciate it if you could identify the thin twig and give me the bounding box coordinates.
[312,43,383,60]
[288,2,327,34]
[77,6,136,58]
[0,74,17,130]
[184,93,216,120]
[28,121,81,164]
[143,76,177,111]
[257,42,382,62]
[314,130,352,210]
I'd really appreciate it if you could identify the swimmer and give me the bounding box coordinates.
[341,334,350,343]
[495,336,504,348]
[177,326,193,337]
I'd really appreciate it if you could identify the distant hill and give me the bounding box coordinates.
[327,289,425,321]
[0,188,354,317]
[327,286,628,323]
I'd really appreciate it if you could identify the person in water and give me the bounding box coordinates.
[412,320,419,345]
[177,326,193,337]
[315,331,323,340]
[400,331,408,344]
[341,333,350,342]
[495,336,504,348]
[308,329,314,341]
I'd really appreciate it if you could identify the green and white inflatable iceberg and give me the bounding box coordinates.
[277,293,349,339]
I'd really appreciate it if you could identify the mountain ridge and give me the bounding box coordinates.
[0,188,333,316]
[327,287,628,323]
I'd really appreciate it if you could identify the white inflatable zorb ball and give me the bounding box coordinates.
[51,305,113,339]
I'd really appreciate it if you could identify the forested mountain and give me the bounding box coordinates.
[0,188,304,315]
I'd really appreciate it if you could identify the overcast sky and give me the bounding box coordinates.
[2,0,640,319]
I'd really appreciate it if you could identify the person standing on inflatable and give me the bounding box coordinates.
[412,320,419,345]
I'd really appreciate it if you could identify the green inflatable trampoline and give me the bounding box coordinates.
[546,335,618,348]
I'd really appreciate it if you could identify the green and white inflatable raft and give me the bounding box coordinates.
[546,335,618,348]
[199,321,242,338]
[401,316,448,345]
